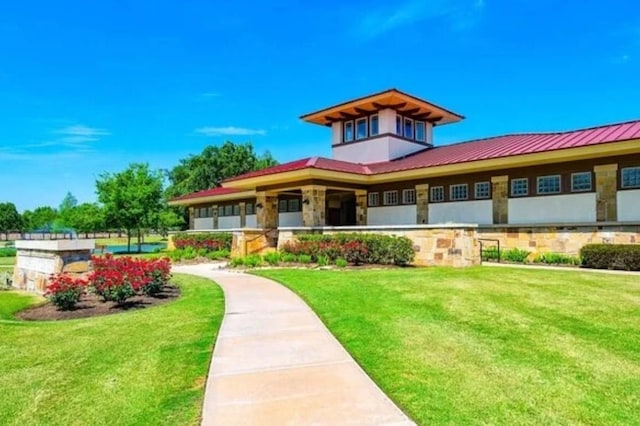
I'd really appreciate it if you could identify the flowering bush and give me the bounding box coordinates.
[45,274,88,310]
[173,232,232,251]
[341,241,369,265]
[142,258,172,296]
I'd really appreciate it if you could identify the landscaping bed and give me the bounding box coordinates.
[17,284,180,321]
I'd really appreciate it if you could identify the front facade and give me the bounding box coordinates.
[170,89,640,238]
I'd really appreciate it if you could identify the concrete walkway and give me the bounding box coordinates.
[174,263,414,426]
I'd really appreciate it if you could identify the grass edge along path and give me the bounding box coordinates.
[255,267,640,425]
[0,273,224,426]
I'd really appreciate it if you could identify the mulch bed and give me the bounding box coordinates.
[17,285,181,321]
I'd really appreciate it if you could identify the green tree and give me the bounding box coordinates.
[23,206,58,231]
[0,202,22,235]
[70,203,105,234]
[166,141,278,198]
[58,192,79,229]
[96,163,164,253]
[156,208,185,237]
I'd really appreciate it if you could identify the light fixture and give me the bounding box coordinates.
[303,198,310,205]
[255,203,263,209]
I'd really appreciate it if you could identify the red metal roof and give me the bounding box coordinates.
[223,157,370,182]
[171,186,244,201]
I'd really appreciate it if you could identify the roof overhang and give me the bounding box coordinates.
[300,88,464,127]
[168,190,256,206]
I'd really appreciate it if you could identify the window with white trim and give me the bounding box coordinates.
[402,189,416,204]
[218,206,224,217]
[395,116,402,135]
[278,199,288,213]
[344,121,354,142]
[383,190,399,206]
[415,121,426,142]
[475,182,491,199]
[356,118,367,140]
[370,115,379,136]
[246,203,255,215]
[403,118,414,139]
[288,199,301,212]
[368,192,380,207]
[622,167,640,188]
[232,205,240,216]
[224,205,233,216]
[571,172,592,192]
[450,184,468,201]
[430,186,444,202]
[511,178,528,197]
[537,175,561,194]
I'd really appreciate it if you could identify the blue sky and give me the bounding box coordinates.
[1,0,639,211]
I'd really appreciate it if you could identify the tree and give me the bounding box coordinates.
[166,141,278,198]
[156,208,185,237]
[58,192,78,228]
[96,163,164,253]
[0,202,22,235]
[23,206,58,231]
[69,203,105,234]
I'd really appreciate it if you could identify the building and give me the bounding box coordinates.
[169,89,640,263]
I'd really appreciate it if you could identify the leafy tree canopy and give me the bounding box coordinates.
[22,206,58,231]
[0,202,22,233]
[166,141,278,198]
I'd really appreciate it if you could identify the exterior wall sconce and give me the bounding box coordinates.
[256,203,263,209]
[303,198,310,205]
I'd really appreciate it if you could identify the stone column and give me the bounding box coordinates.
[301,185,326,227]
[415,184,429,224]
[594,164,618,222]
[239,202,246,228]
[491,175,509,224]
[212,205,219,229]
[188,207,195,230]
[256,192,278,229]
[355,190,368,226]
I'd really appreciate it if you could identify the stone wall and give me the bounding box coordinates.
[477,224,640,255]
[278,225,480,267]
[13,249,91,293]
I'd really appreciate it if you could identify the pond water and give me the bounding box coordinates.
[99,243,167,254]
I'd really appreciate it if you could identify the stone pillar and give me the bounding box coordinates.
[239,202,246,228]
[491,175,509,224]
[355,190,368,226]
[594,164,618,222]
[301,185,326,227]
[188,207,195,230]
[256,192,278,229]
[415,184,429,224]
[212,205,219,229]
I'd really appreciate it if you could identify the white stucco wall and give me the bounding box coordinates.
[367,205,417,226]
[245,214,257,228]
[508,193,597,224]
[378,108,395,133]
[218,216,241,229]
[331,122,342,146]
[429,200,493,224]
[617,189,640,222]
[279,212,303,227]
[333,136,426,164]
[194,218,214,230]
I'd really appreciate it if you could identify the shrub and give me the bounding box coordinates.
[317,255,329,267]
[0,248,16,257]
[263,252,281,266]
[281,252,297,263]
[244,255,263,268]
[207,249,230,260]
[580,244,640,271]
[167,249,184,262]
[341,241,369,265]
[533,252,581,266]
[501,248,530,263]
[45,274,87,310]
[481,246,501,262]
[141,258,172,296]
[173,232,232,251]
[335,258,348,268]
[297,254,312,264]
[181,247,197,260]
[229,257,245,267]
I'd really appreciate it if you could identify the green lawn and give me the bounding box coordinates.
[0,256,14,272]
[0,274,224,426]
[256,267,640,425]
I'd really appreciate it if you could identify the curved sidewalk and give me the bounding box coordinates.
[174,264,414,426]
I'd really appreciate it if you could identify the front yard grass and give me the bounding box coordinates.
[0,273,224,426]
[256,267,640,425]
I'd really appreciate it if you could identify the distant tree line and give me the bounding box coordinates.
[0,141,278,252]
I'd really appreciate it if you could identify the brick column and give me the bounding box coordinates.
[301,185,326,227]
[239,202,246,228]
[188,207,195,229]
[594,164,618,222]
[415,184,429,224]
[355,190,368,226]
[212,205,219,229]
[256,192,278,229]
[491,175,509,224]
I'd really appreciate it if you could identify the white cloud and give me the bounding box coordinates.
[195,126,267,137]
[55,125,110,138]
[355,0,485,39]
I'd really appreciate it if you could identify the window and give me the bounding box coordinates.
[571,172,592,192]
[278,199,288,213]
[511,178,529,197]
[218,206,224,217]
[404,118,414,139]
[344,121,354,142]
[475,182,490,199]
[396,116,402,135]
[430,186,444,202]
[537,175,561,194]
[622,167,640,188]
[383,190,399,205]
[450,184,468,201]
[224,205,233,216]
[368,192,380,207]
[402,189,416,204]
[356,118,367,140]
[288,198,301,212]
[232,205,240,216]
[415,121,426,142]
[370,115,379,136]
[246,203,255,215]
